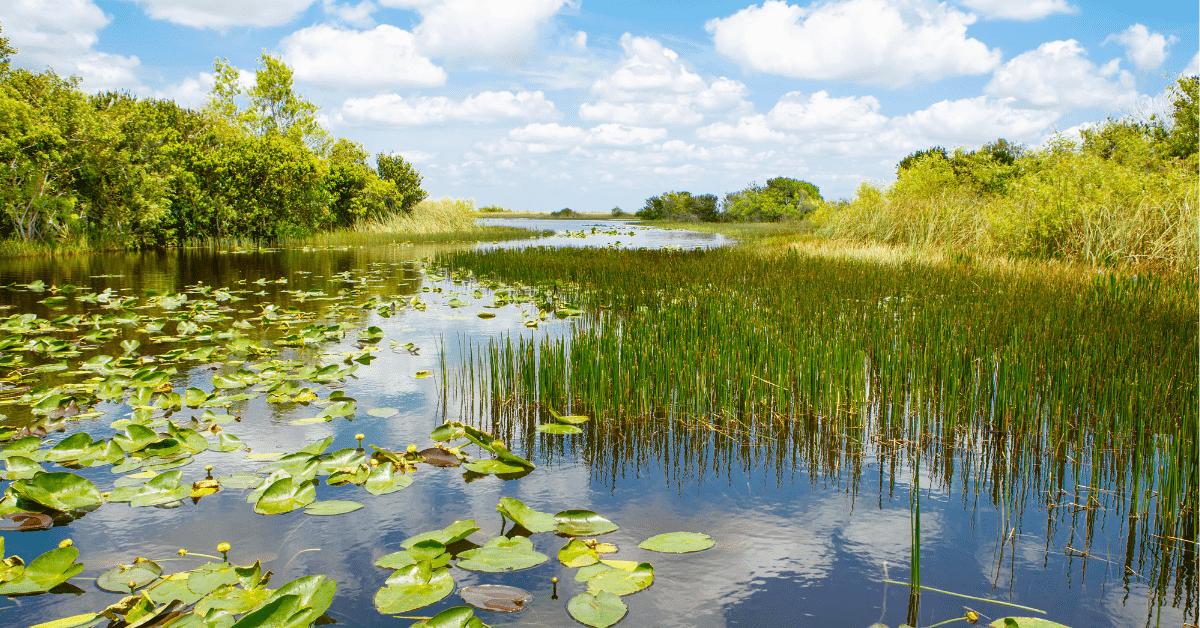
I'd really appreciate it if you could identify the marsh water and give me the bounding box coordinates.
[0,220,1191,628]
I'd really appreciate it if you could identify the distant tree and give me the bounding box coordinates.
[611,206,624,217]
[1165,75,1198,161]
[897,146,948,172]
[206,54,329,151]
[765,177,822,213]
[636,191,717,221]
[376,153,427,213]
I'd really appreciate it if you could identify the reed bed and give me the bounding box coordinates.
[437,245,1198,619]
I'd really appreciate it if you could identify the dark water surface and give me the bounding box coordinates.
[0,227,1190,628]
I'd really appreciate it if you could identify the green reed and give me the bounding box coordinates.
[438,246,1197,619]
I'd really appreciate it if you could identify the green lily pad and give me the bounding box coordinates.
[555,510,618,536]
[10,472,103,512]
[536,424,582,435]
[401,520,480,549]
[374,564,454,614]
[496,497,557,534]
[376,541,452,570]
[549,409,590,424]
[304,500,363,516]
[567,591,627,628]
[413,605,493,627]
[455,536,549,573]
[0,546,85,594]
[131,470,191,507]
[253,477,317,515]
[25,614,100,628]
[638,532,715,554]
[989,619,1072,628]
[96,559,162,592]
[367,407,399,418]
[558,538,599,568]
[365,463,413,496]
[586,562,653,596]
[217,473,264,489]
[462,460,526,475]
[4,456,43,480]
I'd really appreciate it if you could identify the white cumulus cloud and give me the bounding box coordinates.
[323,0,376,28]
[280,24,447,88]
[1186,52,1200,76]
[893,96,1061,144]
[580,34,751,126]
[986,40,1138,108]
[1104,24,1176,71]
[380,0,568,64]
[706,0,1000,88]
[132,0,316,29]
[767,91,889,132]
[959,0,1077,21]
[2,0,143,92]
[336,90,557,126]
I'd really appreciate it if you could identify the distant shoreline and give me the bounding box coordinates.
[475,212,639,221]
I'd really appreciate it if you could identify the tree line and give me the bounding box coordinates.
[0,26,426,248]
[637,177,823,222]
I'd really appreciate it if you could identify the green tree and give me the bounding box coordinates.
[0,67,92,241]
[636,191,717,221]
[765,177,821,213]
[1165,75,1198,162]
[376,153,427,213]
[324,138,396,228]
[206,54,329,151]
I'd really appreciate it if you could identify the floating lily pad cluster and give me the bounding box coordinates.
[369,497,714,628]
[26,543,339,628]
[0,265,713,628]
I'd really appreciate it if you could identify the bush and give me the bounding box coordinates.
[637,191,718,221]
[479,205,508,213]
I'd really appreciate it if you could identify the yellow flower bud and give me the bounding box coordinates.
[58,539,73,549]
[178,548,188,557]
[217,542,231,554]
[407,444,417,453]
[966,611,980,624]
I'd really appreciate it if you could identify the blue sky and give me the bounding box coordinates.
[3,0,1196,210]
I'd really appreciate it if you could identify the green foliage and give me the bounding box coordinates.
[377,152,427,213]
[637,191,718,221]
[478,205,508,213]
[0,44,428,248]
[815,114,1198,270]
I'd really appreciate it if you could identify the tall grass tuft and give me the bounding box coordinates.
[811,134,1198,272]
[438,244,1198,616]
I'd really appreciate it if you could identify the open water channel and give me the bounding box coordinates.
[0,220,1189,628]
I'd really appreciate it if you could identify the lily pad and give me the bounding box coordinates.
[10,472,103,512]
[0,546,85,594]
[413,605,492,627]
[495,497,556,534]
[130,470,191,507]
[638,532,715,554]
[558,538,599,568]
[418,447,462,467]
[555,510,619,536]
[989,619,1072,628]
[217,473,265,489]
[0,512,53,531]
[536,424,582,435]
[462,460,526,475]
[459,585,532,612]
[586,562,653,596]
[304,500,363,516]
[455,536,549,573]
[374,564,454,614]
[365,463,413,496]
[253,477,317,515]
[96,559,162,592]
[401,520,480,549]
[567,591,627,628]
[549,409,590,424]
[367,407,399,418]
